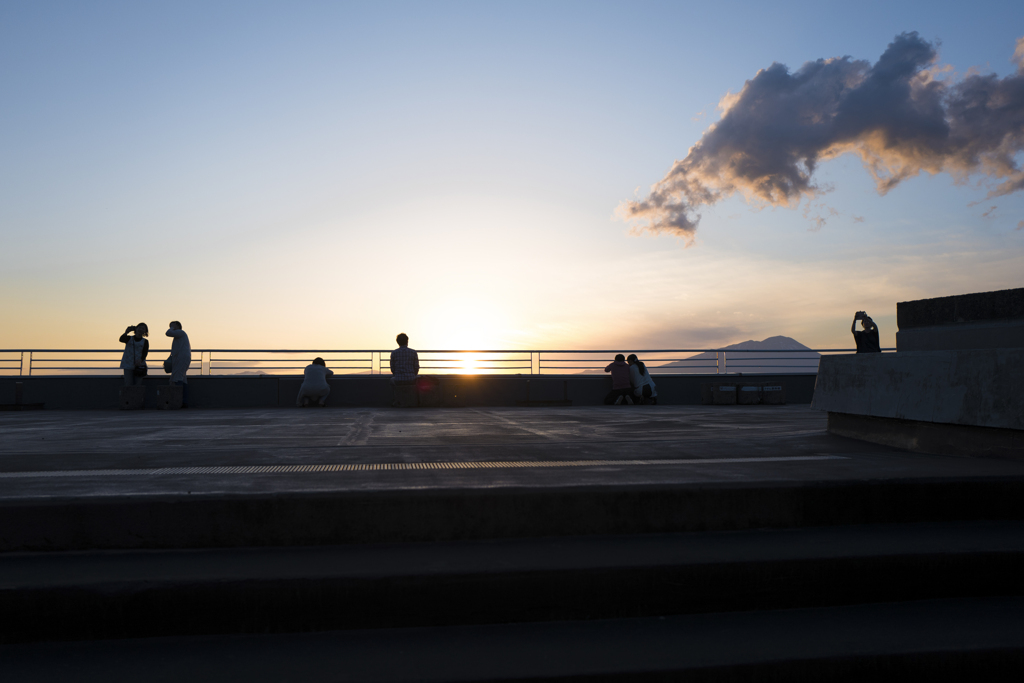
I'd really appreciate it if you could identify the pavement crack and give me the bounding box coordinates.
[469,409,557,440]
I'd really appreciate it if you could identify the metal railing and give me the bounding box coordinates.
[0,347,894,377]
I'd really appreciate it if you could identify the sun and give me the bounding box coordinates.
[460,355,481,374]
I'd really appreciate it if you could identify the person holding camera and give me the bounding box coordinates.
[118,323,150,386]
[851,311,881,353]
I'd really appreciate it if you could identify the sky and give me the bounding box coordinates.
[2,0,1023,352]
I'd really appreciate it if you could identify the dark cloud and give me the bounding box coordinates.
[619,33,1024,244]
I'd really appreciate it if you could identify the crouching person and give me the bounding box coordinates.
[297,357,334,407]
[627,354,657,405]
[603,354,634,405]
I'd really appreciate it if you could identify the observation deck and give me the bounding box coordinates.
[4,405,1024,680]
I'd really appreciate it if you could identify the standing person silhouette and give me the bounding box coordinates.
[118,323,149,386]
[165,321,191,407]
[851,311,881,353]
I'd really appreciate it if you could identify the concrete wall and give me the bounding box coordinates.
[0,373,817,410]
[826,412,1024,460]
[897,320,1024,353]
[811,350,1024,431]
[897,287,1024,352]
[898,287,1024,328]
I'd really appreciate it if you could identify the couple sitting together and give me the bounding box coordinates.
[604,354,657,405]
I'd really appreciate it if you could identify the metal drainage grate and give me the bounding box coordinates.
[0,455,846,478]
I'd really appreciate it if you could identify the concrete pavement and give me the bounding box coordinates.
[4,406,1024,502]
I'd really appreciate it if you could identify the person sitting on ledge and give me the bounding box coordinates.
[296,357,334,407]
[118,323,149,387]
[851,310,881,353]
[604,354,634,405]
[627,354,658,405]
[390,333,419,406]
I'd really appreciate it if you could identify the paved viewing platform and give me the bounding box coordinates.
[4,405,1024,501]
[5,405,1024,681]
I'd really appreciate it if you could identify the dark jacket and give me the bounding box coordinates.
[604,360,631,390]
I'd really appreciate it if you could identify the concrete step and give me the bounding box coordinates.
[6,476,1024,552]
[4,521,1024,643]
[3,597,1024,682]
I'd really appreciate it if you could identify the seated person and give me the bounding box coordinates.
[296,357,334,407]
[851,311,881,353]
[603,354,634,405]
[627,354,658,404]
[390,333,420,405]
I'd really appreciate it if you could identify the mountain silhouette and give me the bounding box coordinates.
[661,336,820,374]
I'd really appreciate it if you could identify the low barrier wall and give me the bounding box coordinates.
[0,374,817,410]
[812,350,1024,431]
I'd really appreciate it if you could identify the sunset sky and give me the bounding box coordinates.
[2,0,1022,353]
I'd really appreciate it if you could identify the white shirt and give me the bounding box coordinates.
[166,328,192,383]
[629,364,657,397]
[299,363,334,392]
[119,337,148,370]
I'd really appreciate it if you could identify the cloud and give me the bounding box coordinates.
[1017,220,1024,230]
[982,205,997,217]
[852,215,866,223]
[618,33,1024,244]
[804,203,839,231]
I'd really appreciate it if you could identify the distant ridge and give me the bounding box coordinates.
[661,336,820,374]
[713,335,814,352]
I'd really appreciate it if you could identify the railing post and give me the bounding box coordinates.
[21,351,32,377]
[716,351,720,375]
[722,351,727,374]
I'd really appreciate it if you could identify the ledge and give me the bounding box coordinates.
[0,373,817,410]
[828,412,1024,460]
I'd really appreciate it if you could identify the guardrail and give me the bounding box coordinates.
[0,348,895,377]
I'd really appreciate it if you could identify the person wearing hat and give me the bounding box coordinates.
[297,357,334,407]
